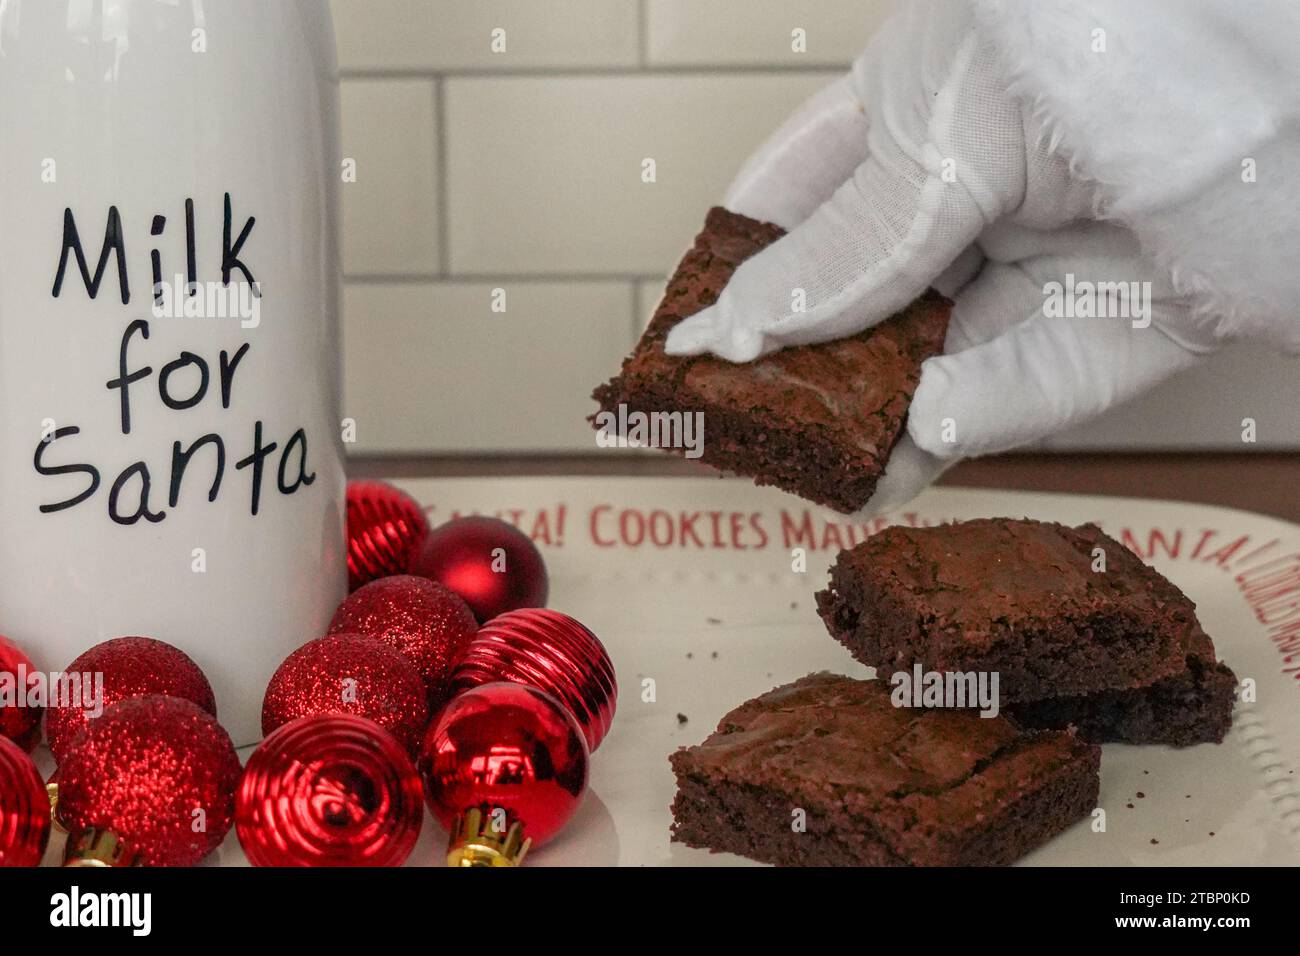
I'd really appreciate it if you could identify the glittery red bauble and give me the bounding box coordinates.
[0,736,50,867]
[410,516,549,623]
[346,480,430,592]
[419,682,588,849]
[329,575,478,709]
[59,695,241,866]
[45,636,216,762]
[451,609,617,753]
[262,633,430,755]
[237,714,424,867]
[0,635,42,752]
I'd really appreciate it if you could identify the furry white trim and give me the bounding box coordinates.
[974,0,1300,350]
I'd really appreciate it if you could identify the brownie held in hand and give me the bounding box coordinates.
[591,208,951,514]
[670,673,1099,867]
[816,518,1194,704]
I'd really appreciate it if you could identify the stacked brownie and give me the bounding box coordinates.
[814,518,1237,746]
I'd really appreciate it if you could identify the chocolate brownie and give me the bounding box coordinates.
[815,518,1191,704]
[669,673,1099,867]
[591,208,951,513]
[1010,618,1237,746]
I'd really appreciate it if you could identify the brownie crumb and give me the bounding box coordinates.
[676,713,689,725]
[1136,792,1146,799]
[706,617,722,625]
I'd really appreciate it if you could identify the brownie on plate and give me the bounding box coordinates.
[669,673,1100,866]
[590,208,951,514]
[1010,616,1237,746]
[815,518,1192,704]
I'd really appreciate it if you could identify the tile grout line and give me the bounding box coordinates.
[340,65,845,80]
[434,76,451,277]
[637,0,649,68]
[344,272,666,285]
[629,279,642,343]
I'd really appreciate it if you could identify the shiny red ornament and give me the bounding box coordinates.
[328,575,477,709]
[262,633,429,755]
[451,609,617,753]
[410,516,549,623]
[58,695,241,867]
[0,634,42,752]
[45,636,217,762]
[419,682,588,856]
[346,480,430,592]
[0,736,50,867]
[237,714,424,867]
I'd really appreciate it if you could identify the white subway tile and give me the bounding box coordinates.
[445,73,833,276]
[331,0,640,72]
[340,80,440,276]
[342,282,635,452]
[646,0,899,67]
[1044,343,1300,451]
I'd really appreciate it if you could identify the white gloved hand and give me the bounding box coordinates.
[663,0,1217,516]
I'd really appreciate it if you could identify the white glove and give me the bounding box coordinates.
[663,0,1217,516]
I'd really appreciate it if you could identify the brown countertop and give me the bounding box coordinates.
[348,452,1300,526]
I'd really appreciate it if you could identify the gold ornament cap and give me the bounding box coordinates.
[63,827,142,868]
[47,780,68,834]
[446,808,531,867]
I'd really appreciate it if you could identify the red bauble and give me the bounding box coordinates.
[328,575,478,709]
[346,480,430,591]
[262,633,429,754]
[237,714,424,867]
[451,609,617,753]
[419,683,588,856]
[59,695,241,866]
[45,636,216,762]
[410,516,548,623]
[0,635,42,752]
[0,736,50,867]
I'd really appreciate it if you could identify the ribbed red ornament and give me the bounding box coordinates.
[0,635,42,752]
[236,714,424,867]
[0,736,50,867]
[262,633,430,755]
[45,636,216,762]
[58,696,241,867]
[419,682,588,852]
[450,609,617,753]
[346,480,430,591]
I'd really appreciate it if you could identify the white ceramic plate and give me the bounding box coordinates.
[37,477,1300,866]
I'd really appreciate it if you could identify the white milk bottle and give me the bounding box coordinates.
[0,1,346,744]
